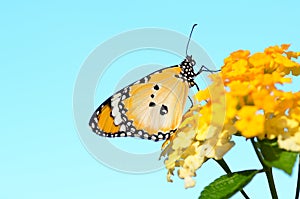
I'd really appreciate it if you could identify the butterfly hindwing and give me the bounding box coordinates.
[89,66,191,141]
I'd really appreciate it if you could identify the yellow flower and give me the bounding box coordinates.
[271,71,292,84]
[231,59,248,73]
[281,44,291,50]
[275,91,296,114]
[285,51,300,59]
[290,107,300,122]
[197,126,235,160]
[264,116,279,139]
[181,152,204,172]
[225,94,238,119]
[253,71,291,87]
[235,106,265,138]
[274,53,299,68]
[161,104,235,188]
[194,89,210,102]
[248,52,272,68]
[181,175,196,189]
[276,115,299,130]
[264,45,286,55]
[252,89,276,113]
[178,152,203,188]
[227,81,252,96]
[291,66,300,76]
[265,115,299,139]
[224,50,250,65]
[162,44,300,188]
[278,128,300,152]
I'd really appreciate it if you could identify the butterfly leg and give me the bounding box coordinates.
[194,82,200,91]
[188,95,194,108]
[195,65,220,76]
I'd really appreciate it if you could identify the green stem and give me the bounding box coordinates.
[265,167,278,199]
[296,155,300,199]
[215,159,250,199]
[215,159,232,175]
[250,139,263,164]
[251,138,278,199]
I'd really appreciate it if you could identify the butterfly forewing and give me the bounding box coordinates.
[124,67,189,135]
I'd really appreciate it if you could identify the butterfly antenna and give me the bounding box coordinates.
[186,24,198,56]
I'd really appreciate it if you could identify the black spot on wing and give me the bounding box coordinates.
[160,104,168,115]
[149,102,156,107]
[154,84,159,90]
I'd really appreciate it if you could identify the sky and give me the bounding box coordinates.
[1,0,300,199]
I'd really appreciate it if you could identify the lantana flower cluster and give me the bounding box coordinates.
[161,44,300,188]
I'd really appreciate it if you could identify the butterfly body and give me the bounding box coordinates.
[89,56,198,141]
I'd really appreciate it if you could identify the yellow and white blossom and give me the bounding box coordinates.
[161,44,300,188]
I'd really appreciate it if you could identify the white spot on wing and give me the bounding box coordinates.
[120,124,126,132]
[120,133,126,137]
[114,114,122,125]
[111,92,122,125]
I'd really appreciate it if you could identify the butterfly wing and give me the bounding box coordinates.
[89,66,190,141]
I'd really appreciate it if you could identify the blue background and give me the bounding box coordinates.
[1,0,299,198]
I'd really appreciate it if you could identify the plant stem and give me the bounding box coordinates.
[215,159,232,175]
[251,138,278,199]
[265,167,278,199]
[296,155,300,199]
[250,138,264,166]
[215,159,250,199]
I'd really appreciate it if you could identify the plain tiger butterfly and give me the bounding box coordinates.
[89,24,216,142]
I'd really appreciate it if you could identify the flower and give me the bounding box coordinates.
[278,128,300,152]
[248,52,272,68]
[161,44,300,189]
[251,89,276,113]
[235,106,265,138]
[161,104,235,188]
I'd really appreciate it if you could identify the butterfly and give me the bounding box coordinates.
[89,24,216,142]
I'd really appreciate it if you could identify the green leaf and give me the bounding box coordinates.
[199,170,259,199]
[256,139,298,175]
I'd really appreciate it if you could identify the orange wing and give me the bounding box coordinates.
[89,98,121,137]
[89,66,190,141]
